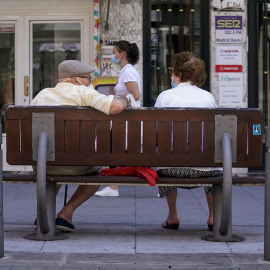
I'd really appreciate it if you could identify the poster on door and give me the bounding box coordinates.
[212,0,245,12]
[219,73,243,106]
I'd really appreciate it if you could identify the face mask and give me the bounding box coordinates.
[76,77,85,86]
[171,77,178,88]
[111,53,120,65]
[59,77,72,83]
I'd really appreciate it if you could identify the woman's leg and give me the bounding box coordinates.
[205,187,213,227]
[164,189,180,224]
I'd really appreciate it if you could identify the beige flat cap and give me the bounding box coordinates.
[58,60,95,79]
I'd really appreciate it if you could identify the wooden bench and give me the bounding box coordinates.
[0,106,264,247]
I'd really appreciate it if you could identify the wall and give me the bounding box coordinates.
[98,0,143,96]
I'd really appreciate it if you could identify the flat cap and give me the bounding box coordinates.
[58,60,95,79]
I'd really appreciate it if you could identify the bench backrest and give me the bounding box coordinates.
[5,106,263,168]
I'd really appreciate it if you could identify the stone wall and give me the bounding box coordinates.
[99,0,143,84]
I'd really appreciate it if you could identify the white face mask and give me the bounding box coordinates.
[76,77,86,86]
[59,77,72,83]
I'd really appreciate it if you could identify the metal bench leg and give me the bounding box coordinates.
[264,127,270,261]
[202,133,245,242]
[24,132,67,241]
[0,125,4,258]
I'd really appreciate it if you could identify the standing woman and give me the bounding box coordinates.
[95,40,141,197]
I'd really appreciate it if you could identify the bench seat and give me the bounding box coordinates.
[3,171,265,186]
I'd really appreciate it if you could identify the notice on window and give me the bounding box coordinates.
[219,73,242,106]
[215,16,242,44]
[0,26,14,33]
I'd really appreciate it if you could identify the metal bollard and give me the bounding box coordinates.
[219,133,232,237]
[264,127,270,261]
[202,133,244,242]
[36,132,50,234]
[24,132,67,241]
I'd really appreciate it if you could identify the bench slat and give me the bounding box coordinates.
[173,121,188,154]
[188,121,202,154]
[143,121,156,153]
[112,120,126,153]
[6,153,261,167]
[158,121,172,154]
[6,120,20,155]
[128,121,141,154]
[202,121,215,155]
[55,120,65,154]
[96,120,110,153]
[237,121,248,157]
[3,172,265,186]
[249,121,263,156]
[66,120,80,154]
[81,120,95,154]
[5,106,263,122]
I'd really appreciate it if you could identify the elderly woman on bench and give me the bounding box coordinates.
[155,51,221,231]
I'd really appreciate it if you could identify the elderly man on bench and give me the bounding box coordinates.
[31,60,128,231]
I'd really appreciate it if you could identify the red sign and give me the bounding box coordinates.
[216,65,242,72]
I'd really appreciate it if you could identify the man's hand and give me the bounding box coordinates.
[109,96,128,115]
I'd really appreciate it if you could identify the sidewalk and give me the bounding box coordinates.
[0,183,269,269]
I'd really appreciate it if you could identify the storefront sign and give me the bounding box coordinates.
[105,40,118,46]
[219,73,243,106]
[215,16,242,43]
[216,65,242,72]
[215,46,242,72]
[216,46,242,63]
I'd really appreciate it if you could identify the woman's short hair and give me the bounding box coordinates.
[115,40,140,65]
[171,51,206,87]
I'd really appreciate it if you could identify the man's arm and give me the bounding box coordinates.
[109,96,128,115]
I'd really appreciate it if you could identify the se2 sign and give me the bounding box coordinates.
[215,16,243,43]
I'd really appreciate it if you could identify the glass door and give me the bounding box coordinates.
[24,14,91,105]
[30,22,82,99]
[143,0,209,106]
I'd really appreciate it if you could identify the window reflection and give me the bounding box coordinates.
[150,0,201,104]
[32,23,81,98]
[0,23,15,131]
